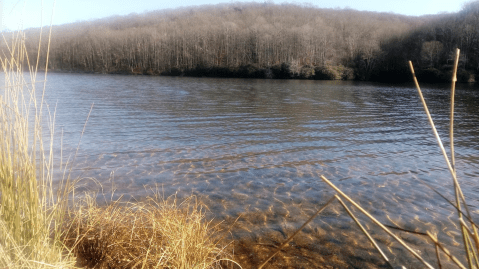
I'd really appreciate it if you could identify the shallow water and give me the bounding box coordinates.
[6,73,479,267]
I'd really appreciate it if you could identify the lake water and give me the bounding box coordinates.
[11,73,479,267]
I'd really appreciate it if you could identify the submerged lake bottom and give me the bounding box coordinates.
[35,74,479,268]
[71,148,469,268]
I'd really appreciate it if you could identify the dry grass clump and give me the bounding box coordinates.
[63,194,237,269]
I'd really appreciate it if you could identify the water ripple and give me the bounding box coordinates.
[16,73,479,267]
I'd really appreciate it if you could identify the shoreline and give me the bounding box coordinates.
[32,66,478,84]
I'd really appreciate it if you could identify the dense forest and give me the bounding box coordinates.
[4,1,479,82]
[370,1,479,83]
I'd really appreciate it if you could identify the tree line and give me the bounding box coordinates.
[3,1,477,82]
[364,1,479,83]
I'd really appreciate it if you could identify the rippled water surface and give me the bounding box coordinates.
[19,74,479,266]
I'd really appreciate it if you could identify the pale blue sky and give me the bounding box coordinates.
[0,0,471,31]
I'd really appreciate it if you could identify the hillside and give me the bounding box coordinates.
[7,2,476,82]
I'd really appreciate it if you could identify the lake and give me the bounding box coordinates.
[21,73,479,267]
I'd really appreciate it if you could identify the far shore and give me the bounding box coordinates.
[30,65,478,85]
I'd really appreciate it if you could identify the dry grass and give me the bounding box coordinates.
[62,193,238,269]
[0,29,76,268]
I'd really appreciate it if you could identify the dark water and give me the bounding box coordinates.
[19,73,479,267]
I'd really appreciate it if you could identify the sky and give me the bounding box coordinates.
[0,0,472,31]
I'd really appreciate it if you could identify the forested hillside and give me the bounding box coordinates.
[5,1,478,82]
[368,1,479,83]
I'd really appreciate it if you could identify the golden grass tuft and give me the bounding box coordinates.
[63,193,237,269]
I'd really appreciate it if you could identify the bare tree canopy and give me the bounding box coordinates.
[3,1,477,82]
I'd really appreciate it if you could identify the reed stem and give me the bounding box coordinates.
[450,49,459,174]
[448,48,476,269]
[321,175,434,269]
[436,244,443,269]
[427,231,467,269]
[335,195,394,269]
[257,196,336,269]
[459,218,479,268]
[415,177,478,230]
[408,61,471,220]
[409,55,479,269]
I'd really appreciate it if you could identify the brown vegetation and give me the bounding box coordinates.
[62,194,236,269]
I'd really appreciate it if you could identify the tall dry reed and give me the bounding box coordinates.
[0,29,76,268]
